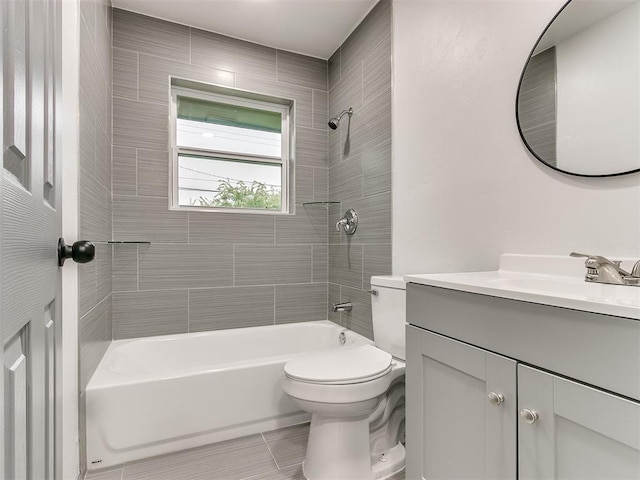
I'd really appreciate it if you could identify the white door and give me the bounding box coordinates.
[519,365,640,480]
[1,0,67,478]
[406,326,517,480]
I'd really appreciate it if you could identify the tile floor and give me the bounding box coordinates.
[84,423,405,480]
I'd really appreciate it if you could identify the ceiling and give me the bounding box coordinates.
[111,0,379,60]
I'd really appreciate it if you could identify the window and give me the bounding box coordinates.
[170,86,291,213]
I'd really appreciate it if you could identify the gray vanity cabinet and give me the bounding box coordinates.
[519,365,640,480]
[406,327,517,480]
[406,284,640,480]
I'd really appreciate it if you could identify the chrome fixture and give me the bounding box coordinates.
[338,330,347,345]
[487,392,505,407]
[328,107,353,130]
[571,252,640,286]
[520,409,539,425]
[332,302,353,313]
[367,289,378,296]
[336,209,358,235]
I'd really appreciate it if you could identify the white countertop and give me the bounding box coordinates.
[404,254,640,319]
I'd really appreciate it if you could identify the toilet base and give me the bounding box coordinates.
[303,410,376,480]
[371,442,405,479]
[302,440,405,480]
[301,410,406,480]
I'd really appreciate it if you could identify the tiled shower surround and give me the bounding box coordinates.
[78,0,113,389]
[110,8,330,339]
[109,0,392,340]
[79,0,392,474]
[328,0,393,337]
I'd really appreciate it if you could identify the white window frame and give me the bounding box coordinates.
[170,86,291,214]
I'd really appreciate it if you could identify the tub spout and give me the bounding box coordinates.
[332,302,352,313]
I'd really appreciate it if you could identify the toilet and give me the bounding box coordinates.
[282,276,406,480]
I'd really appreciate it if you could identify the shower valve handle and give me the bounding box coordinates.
[336,209,358,235]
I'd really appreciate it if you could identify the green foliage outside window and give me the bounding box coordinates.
[192,180,281,210]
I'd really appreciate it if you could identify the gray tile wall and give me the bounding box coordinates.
[111,9,329,339]
[78,0,113,393]
[78,0,113,474]
[327,0,393,339]
[518,47,557,166]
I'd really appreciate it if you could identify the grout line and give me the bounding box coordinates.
[112,94,168,107]
[261,432,280,470]
[136,52,139,101]
[112,193,168,200]
[134,148,138,196]
[310,88,314,128]
[362,245,365,289]
[78,293,111,322]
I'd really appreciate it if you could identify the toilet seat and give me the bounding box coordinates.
[285,345,392,385]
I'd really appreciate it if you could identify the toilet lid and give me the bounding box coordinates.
[284,345,392,384]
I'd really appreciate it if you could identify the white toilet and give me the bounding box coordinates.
[282,276,406,480]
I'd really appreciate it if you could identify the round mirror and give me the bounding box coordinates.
[516,0,640,177]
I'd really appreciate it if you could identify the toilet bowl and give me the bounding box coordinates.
[282,276,406,480]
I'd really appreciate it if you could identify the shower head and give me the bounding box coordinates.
[328,107,353,130]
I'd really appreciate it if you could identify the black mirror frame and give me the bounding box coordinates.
[515,0,640,178]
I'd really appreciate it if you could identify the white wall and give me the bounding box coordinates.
[392,0,640,276]
[557,3,640,174]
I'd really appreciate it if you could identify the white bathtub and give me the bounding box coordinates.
[85,320,371,470]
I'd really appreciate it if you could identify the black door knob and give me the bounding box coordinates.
[58,238,96,266]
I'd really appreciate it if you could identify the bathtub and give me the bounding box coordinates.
[85,320,371,470]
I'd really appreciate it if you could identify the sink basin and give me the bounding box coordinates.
[404,254,640,319]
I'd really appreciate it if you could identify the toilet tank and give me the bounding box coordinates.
[370,275,406,360]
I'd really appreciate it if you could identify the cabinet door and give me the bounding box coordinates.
[406,326,517,480]
[519,365,640,479]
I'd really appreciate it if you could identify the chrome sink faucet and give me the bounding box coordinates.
[571,252,640,287]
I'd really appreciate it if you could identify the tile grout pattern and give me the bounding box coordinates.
[83,422,405,480]
[84,423,310,480]
[327,0,393,339]
[110,8,331,340]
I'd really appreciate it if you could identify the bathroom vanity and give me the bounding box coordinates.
[404,255,640,479]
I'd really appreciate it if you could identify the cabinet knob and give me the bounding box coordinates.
[487,392,504,406]
[520,408,539,424]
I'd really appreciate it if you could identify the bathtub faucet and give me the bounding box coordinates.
[332,302,352,313]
